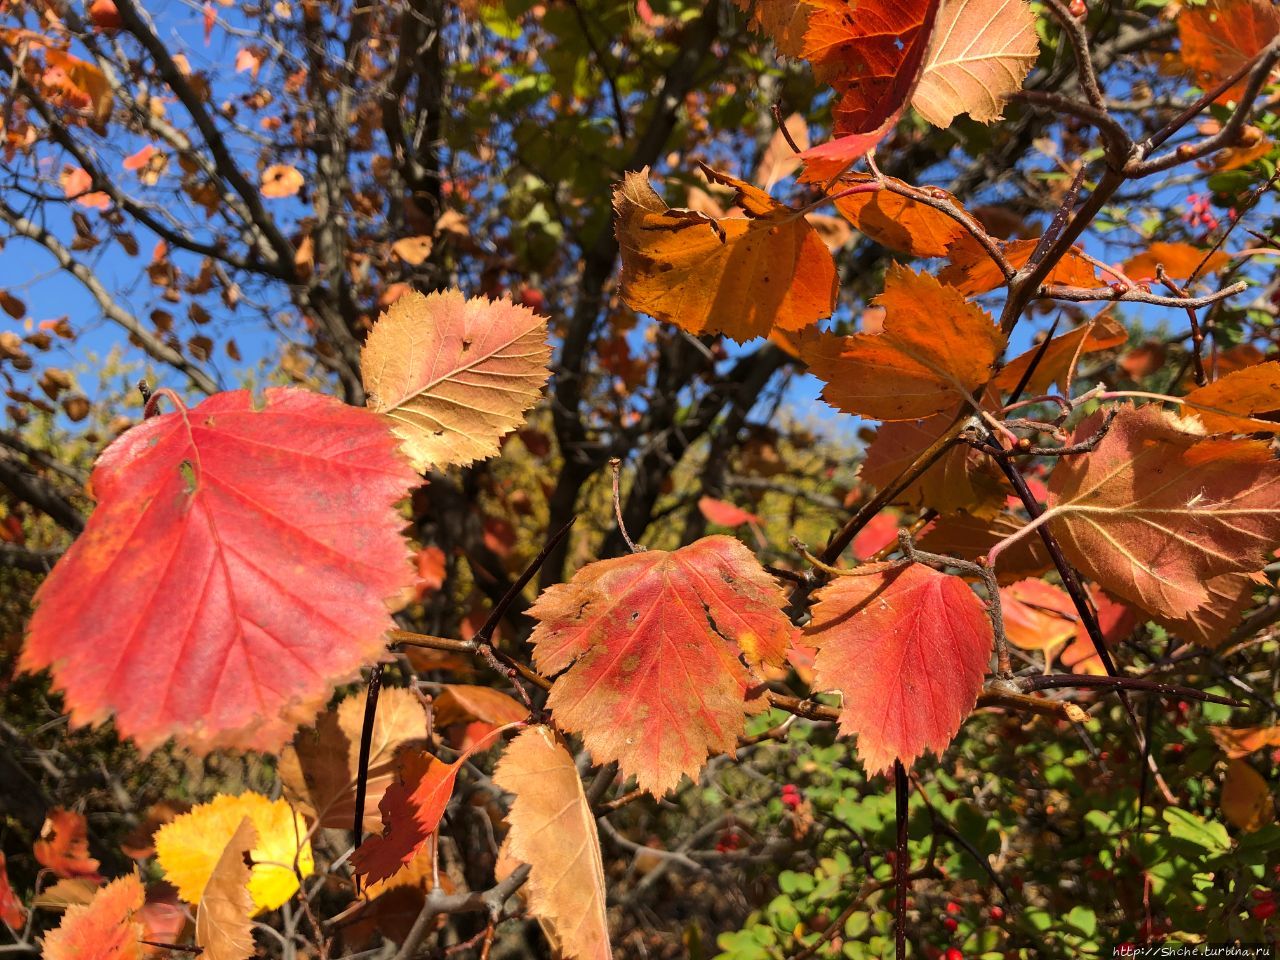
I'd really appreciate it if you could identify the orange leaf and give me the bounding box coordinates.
[60,167,109,210]
[939,235,1097,296]
[1179,0,1280,103]
[800,264,1005,421]
[1149,572,1265,648]
[35,809,102,881]
[195,818,256,960]
[493,726,612,960]
[917,512,1053,584]
[1180,361,1280,434]
[805,564,993,773]
[999,579,1076,652]
[41,874,144,960]
[1122,242,1229,282]
[1209,724,1280,759]
[1045,405,1280,619]
[697,496,760,527]
[390,235,433,265]
[1221,759,1274,832]
[361,289,551,471]
[613,165,838,341]
[21,388,418,754]
[992,315,1128,396]
[833,176,968,257]
[731,0,818,57]
[529,535,796,795]
[912,0,1039,128]
[122,145,156,172]
[754,112,810,189]
[433,684,530,728]
[260,164,303,198]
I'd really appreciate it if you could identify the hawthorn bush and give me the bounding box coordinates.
[1,0,1279,958]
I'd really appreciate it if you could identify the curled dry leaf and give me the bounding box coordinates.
[195,818,256,960]
[911,0,1039,128]
[154,792,313,914]
[280,687,430,833]
[35,808,102,881]
[528,535,796,795]
[1180,361,1280,434]
[805,564,994,774]
[493,726,612,960]
[361,289,551,471]
[1045,405,1280,619]
[800,264,1005,421]
[21,388,417,754]
[260,163,303,198]
[41,873,145,960]
[613,165,837,341]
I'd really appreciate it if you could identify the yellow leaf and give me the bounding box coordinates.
[155,793,313,914]
[1221,759,1275,832]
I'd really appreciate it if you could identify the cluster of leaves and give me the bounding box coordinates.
[1,0,1280,958]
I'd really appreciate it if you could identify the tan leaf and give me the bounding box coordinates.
[755,113,810,189]
[195,818,256,960]
[260,164,303,198]
[613,165,838,341]
[1045,405,1280,619]
[493,726,612,960]
[434,684,529,727]
[361,289,551,471]
[1149,572,1264,648]
[912,0,1039,128]
[391,235,434,265]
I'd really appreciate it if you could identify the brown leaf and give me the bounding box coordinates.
[1220,759,1274,833]
[195,818,256,960]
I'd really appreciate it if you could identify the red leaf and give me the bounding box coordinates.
[35,809,102,881]
[0,853,26,930]
[805,565,993,773]
[797,0,942,180]
[852,511,899,560]
[22,388,417,754]
[529,536,796,795]
[697,496,760,528]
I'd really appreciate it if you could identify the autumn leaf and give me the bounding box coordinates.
[993,315,1128,396]
[911,0,1039,128]
[391,235,433,265]
[41,874,144,960]
[1221,759,1274,832]
[352,726,513,884]
[43,48,114,123]
[800,265,1005,421]
[1058,587,1135,676]
[528,535,796,795]
[280,687,430,832]
[860,400,1008,516]
[1179,361,1280,434]
[697,496,761,528]
[939,235,1097,297]
[154,793,313,914]
[1209,724,1280,759]
[1178,0,1280,103]
[1149,572,1264,648]
[732,0,817,56]
[0,853,26,931]
[805,564,994,773]
[21,387,417,754]
[434,684,530,728]
[1000,578,1076,653]
[60,166,110,210]
[1044,405,1280,618]
[755,113,810,189]
[613,165,838,340]
[1122,242,1229,282]
[35,809,102,881]
[493,726,612,960]
[361,289,551,471]
[260,163,303,198]
[797,0,942,180]
[833,176,968,257]
[921,512,1049,586]
[195,818,256,960]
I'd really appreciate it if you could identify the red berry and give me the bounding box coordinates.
[1252,899,1277,921]
[1067,0,1086,16]
[1251,888,1274,901]
[943,917,958,932]
[945,948,964,960]
[946,901,962,915]
[989,905,1006,922]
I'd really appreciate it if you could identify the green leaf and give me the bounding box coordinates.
[1163,808,1231,853]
